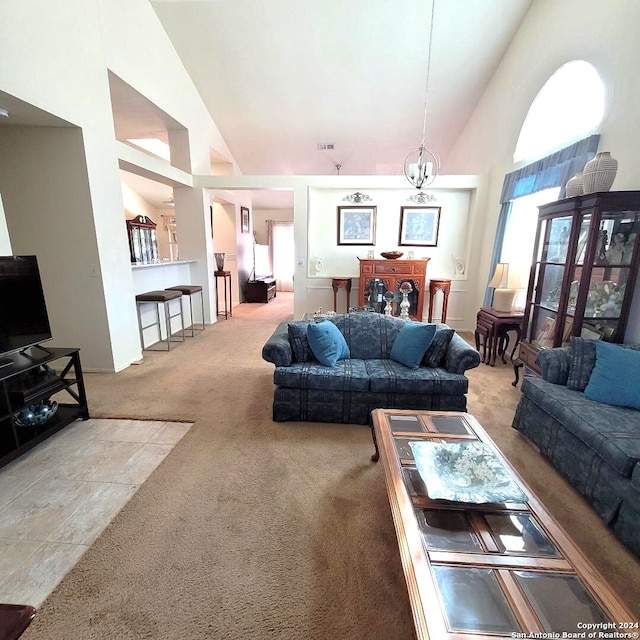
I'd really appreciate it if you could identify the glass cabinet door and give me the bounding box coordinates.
[126,215,159,264]
[578,209,640,342]
[528,215,573,348]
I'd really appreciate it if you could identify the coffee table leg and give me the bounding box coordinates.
[370,422,380,462]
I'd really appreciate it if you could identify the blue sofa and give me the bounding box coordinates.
[262,312,481,425]
[512,339,640,558]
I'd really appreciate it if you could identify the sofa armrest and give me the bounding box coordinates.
[443,332,482,374]
[536,347,571,385]
[262,321,293,367]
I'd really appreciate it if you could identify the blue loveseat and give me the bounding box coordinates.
[262,312,481,425]
[512,338,640,558]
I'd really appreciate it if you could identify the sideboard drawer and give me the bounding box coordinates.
[374,263,414,275]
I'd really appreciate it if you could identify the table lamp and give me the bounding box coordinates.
[489,263,520,311]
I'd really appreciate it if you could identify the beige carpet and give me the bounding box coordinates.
[23,294,640,639]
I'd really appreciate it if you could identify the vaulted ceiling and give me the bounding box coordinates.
[150,0,533,179]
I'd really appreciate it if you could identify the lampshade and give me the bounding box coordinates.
[489,263,522,311]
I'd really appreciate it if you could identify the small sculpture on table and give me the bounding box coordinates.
[383,291,395,316]
[399,282,413,319]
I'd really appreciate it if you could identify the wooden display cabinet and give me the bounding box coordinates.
[358,258,429,320]
[126,215,159,264]
[519,191,640,373]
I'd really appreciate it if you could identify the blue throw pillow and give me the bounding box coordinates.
[390,322,437,370]
[307,321,350,367]
[584,341,640,410]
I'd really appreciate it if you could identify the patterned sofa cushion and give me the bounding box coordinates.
[522,377,640,477]
[331,313,404,360]
[273,359,370,392]
[632,464,640,491]
[365,359,469,394]
[287,321,313,362]
[566,336,596,391]
[422,328,455,368]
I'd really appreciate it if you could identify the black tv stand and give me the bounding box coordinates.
[0,358,12,369]
[20,343,53,357]
[0,347,89,469]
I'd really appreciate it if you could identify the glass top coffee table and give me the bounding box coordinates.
[370,409,635,640]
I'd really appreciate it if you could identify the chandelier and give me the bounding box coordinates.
[404,0,440,190]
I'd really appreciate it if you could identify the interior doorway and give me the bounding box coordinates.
[268,221,294,292]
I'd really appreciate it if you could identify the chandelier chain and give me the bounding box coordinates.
[420,0,436,147]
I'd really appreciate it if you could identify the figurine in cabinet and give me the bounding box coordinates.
[606,232,626,264]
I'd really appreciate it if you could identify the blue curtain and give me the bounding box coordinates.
[483,134,600,307]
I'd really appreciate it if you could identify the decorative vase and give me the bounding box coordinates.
[214,252,225,271]
[582,151,618,194]
[565,172,584,197]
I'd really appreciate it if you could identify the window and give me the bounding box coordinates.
[514,61,605,163]
[500,188,560,308]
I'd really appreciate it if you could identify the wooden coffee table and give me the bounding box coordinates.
[370,409,635,640]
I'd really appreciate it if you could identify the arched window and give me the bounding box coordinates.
[485,61,605,308]
[514,60,605,163]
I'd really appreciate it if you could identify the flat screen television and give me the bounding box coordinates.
[0,255,53,367]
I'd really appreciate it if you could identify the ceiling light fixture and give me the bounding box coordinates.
[404,0,439,191]
[162,194,175,206]
[0,108,9,118]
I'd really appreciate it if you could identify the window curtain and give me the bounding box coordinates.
[268,220,294,292]
[483,134,600,306]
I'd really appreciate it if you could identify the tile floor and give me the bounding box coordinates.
[0,418,192,608]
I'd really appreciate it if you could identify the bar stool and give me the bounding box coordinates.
[165,285,205,337]
[135,289,185,351]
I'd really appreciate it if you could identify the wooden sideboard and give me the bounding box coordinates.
[358,258,429,320]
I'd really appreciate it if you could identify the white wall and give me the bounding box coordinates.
[0,127,115,369]
[305,186,475,325]
[446,0,640,342]
[0,0,238,370]
[0,195,11,255]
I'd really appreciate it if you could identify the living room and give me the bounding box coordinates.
[1,0,639,377]
[1,0,640,637]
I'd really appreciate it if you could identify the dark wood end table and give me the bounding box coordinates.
[428,279,451,323]
[214,270,232,318]
[331,277,352,313]
[475,307,524,366]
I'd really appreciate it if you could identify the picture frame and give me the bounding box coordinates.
[398,206,441,247]
[241,207,250,234]
[535,316,556,345]
[337,206,376,245]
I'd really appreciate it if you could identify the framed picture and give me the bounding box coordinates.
[399,206,441,246]
[535,316,556,345]
[337,206,376,245]
[241,207,250,234]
